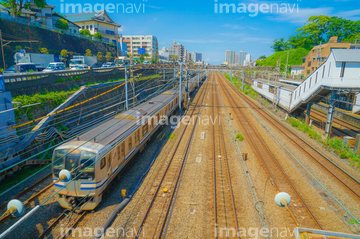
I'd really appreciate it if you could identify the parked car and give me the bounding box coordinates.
[92,62,103,68]
[70,64,89,70]
[102,62,116,68]
[3,63,38,74]
[42,62,66,72]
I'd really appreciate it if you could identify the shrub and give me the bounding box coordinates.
[236,134,245,142]
[94,32,102,40]
[79,29,92,37]
[56,78,64,82]
[55,19,69,30]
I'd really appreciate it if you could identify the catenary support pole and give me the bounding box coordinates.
[305,102,312,125]
[325,91,336,138]
[125,67,128,110]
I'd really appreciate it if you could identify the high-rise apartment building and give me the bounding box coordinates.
[122,35,158,59]
[239,50,246,66]
[191,52,202,62]
[225,50,235,65]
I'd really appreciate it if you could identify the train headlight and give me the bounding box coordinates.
[59,169,72,182]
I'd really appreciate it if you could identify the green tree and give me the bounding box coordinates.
[97,52,103,62]
[170,54,179,62]
[15,45,22,52]
[151,53,159,64]
[85,49,92,56]
[79,29,92,37]
[105,52,112,62]
[259,55,266,59]
[55,19,69,30]
[1,0,47,17]
[271,38,288,52]
[60,49,69,66]
[40,48,49,54]
[93,32,102,40]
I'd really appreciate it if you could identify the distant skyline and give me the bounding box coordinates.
[50,0,360,64]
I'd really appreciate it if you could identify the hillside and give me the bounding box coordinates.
[256,48,310,71]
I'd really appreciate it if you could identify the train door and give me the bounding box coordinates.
[135,129,140,146]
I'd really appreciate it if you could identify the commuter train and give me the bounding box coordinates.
[52,76,201,210]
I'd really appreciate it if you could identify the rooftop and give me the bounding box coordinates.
[332,49,360,62]
[65,10,121,27]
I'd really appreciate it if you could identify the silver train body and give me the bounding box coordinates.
[52,76,200,210]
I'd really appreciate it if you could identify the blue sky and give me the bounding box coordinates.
[49,0,360,64]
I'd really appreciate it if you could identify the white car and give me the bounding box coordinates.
[43,62,66,72]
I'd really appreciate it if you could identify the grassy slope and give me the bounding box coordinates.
[256,48,310,70]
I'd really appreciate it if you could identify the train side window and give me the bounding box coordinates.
[121,142,125,159]
[143,123,148,136]
[117,145,121,160]
[135,130,140,144]
[100,157,106,169]
[128,137,133,151]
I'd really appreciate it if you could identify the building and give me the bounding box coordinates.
[159,47,170,62]
[0,5,10,16]
[239,50,246,66]
[235,53,240,65]
[291,65,305,76]
[122,35,158,59]
[66,10,122,45]
[301,36,351,75]
[183,49,188,63]
[191,52,202,63]
[225,50,235,65]
[244,53,252,66]
[186,52,192,63]
[18,3,56,28]
[169,42,185,62]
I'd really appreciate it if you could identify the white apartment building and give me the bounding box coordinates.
[66,10,121,45]
[225,50,235,65]
[122,35,159,59]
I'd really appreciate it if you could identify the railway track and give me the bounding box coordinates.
[0,172,52,223]
[310,109,360,137]
[134,78,209,238]
[211,74,240,238]
[223,75,360,202]
[38,209,87,239]
[217,72,323,229]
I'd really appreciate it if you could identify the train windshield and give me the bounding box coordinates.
[53,149,96,176]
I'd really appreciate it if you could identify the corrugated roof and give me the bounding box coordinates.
[332,49,360,62]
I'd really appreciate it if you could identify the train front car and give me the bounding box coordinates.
[52,141,104,210]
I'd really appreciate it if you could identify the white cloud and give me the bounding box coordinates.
[177,39,225,43]
[270,7,333,23]
[222,24,258,30]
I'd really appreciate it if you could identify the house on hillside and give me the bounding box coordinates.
[18,3,56,28]
[66,10,122,45]
[301,36,351,75]
[0,5,10,16]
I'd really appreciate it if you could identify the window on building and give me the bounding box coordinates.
[328,62,331,77]
[312,67,314,71]
[307,70,310,74]
[313,58,316,62]
[308,61,311,67]
[90,25,93,30]
[82,26,85,29]
[322,66,326,78]
[340,62,346,77]
[86,25,89,29]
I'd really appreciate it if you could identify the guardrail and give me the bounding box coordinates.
[2,67,125,83]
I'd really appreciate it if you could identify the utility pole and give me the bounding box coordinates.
[179,64,182,111]
[285,50,289,79]
[0,30,6,69]
[125,67,129,110]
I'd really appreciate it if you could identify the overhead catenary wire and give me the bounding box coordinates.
[0,76,180,197]
[0,76,177,160]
